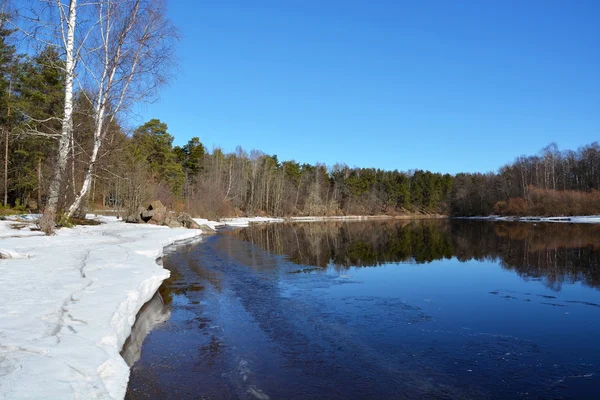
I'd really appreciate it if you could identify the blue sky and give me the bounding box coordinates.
[135,0,599,174]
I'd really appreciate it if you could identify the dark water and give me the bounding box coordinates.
[125,220,600,399]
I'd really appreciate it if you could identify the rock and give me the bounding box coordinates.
[146,200,167,225]
[164,216,183,228]
[126,206,147,223]
[176,213,202,229]
[141,208,154,221]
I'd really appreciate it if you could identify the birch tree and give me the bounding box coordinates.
[26,0,80,232]
[16,0,177,229]
[15,0,101,231]
[67,0,177,217]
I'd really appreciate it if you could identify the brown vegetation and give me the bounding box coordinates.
[451,142,600,216]
[493,186,600,216]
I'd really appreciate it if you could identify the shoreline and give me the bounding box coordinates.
[0,216,205,400]
[455,215,600,224]
[4,213,598,398]
[287,214,445,222]
[216,213,446,226]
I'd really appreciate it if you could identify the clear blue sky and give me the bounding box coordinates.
[135,0,599,174]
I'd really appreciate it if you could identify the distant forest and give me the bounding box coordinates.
[1,19,599,219]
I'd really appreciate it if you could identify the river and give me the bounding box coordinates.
[125,219,600,399]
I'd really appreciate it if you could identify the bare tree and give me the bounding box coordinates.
[27,0,80,232]
[67,0,177,217]
[15,0,177,229]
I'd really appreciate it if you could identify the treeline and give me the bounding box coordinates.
[450,142,600,216]
[2,10,599,220]
[94,120,454,218]
[1,10,453,220]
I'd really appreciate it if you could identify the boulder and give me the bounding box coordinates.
[141,209,153,221]
[164,216,183,228]
[126,206,147,223]
[146,200,167,225]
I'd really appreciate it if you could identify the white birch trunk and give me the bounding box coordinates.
[67,0,148,217]
[43,0,77,223]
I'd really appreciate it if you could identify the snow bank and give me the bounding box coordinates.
[0,217,203,400]
[289,215,393,222]
[219,217,284,227]
[461,215,600,224]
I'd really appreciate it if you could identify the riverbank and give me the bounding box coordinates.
[458,215,600,224]
[288,214,445,222]
[207,213,445,227]
[0,216,206,400]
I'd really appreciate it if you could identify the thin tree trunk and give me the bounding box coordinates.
[70,131,76,196]
[223,159,233,201]
[67,117,102,216]
[4,73,11,207]
[37,158,42,208]
[41,0,77,231]
[3,128,7,207]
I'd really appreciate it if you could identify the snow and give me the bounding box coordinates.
[461,215,600,224]
[289,215,393,222]
[0,219,44,240]
[219,217,284,227]
[0,216,204,400]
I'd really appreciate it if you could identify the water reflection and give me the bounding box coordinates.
[121,291,171,367]
[230,220,600,290]
[127,222,600,400]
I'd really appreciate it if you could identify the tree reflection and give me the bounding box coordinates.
[231,220,600,290]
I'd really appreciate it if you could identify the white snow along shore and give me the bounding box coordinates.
[0,216,204,400]
[462,215,600,224]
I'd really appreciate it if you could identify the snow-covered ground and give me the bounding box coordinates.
[0,216,204,400]
[0,222,43,241]
[461,215,600,224]
[0,214,296,399]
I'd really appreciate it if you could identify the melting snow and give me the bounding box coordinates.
[0,216,203,399]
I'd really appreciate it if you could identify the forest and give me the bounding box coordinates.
[1,6,599,225]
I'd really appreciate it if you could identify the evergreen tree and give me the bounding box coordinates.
[132,119,184,196]
[0,12,18,206]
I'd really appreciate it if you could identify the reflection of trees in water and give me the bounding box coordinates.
[232,220,600,290]
[232,220,454,269]
[232,221,452,268]
[458,222,600,290]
